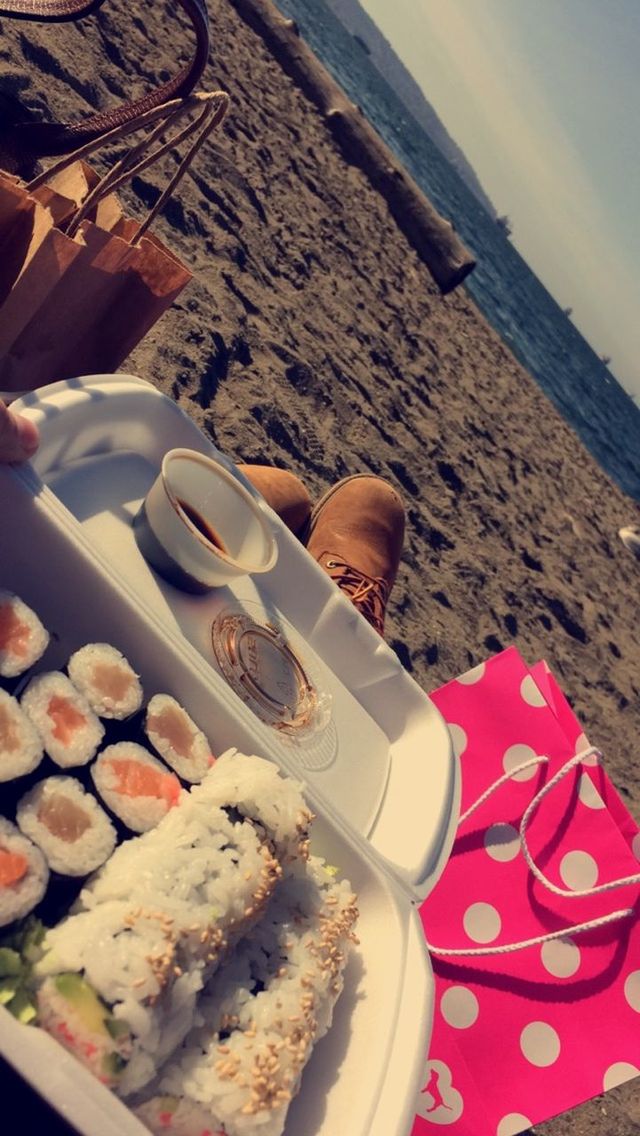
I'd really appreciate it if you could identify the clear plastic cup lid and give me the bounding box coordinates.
[211,602,333,744]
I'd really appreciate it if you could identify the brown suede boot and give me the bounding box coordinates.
[305,474,405,635]
[237,464,312,537]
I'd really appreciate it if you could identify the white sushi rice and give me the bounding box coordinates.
[0,590,49,679]
[0,817,49,927]
[17,776,117,876]
[200,750,314,863]
[21,672,104,768]
[145,694,214,783]
[0,688,44,782]
[135,856,359,1136]
[91,742,182,833]
[68,643,143,720]
[35,753,308,1096]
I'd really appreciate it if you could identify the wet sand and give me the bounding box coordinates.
[2,1,640,1131]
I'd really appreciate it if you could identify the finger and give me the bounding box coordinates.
[0,402,40,463]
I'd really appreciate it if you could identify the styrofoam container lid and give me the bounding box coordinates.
[1,461,441,1136]
[13,375,459,902]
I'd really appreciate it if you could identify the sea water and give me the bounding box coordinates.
[276,0,640,501]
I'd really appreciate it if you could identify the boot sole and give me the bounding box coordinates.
[302,473,378,545]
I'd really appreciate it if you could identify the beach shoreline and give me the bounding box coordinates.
[2,1,640,1130]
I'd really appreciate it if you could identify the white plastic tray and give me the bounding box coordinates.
[1,463,433,1136]
[3,374,460,1136]
[14,375,459,901]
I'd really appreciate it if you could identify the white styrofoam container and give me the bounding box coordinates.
[0,375,460,1136]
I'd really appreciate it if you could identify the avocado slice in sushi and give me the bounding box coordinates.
[54,973,120,1039]
[37,972,132,1086]
[56,974,104,1017]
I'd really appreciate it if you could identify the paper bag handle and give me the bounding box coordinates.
[519,748,640,894]
[425,746,640,957]
[62,90,230,241]
[24,96,215,192]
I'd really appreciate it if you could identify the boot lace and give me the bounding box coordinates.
[325,558,388,635]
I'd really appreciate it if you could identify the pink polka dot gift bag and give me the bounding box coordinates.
[413,647,640,1136]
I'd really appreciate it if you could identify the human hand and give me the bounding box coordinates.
[0,401,40,463]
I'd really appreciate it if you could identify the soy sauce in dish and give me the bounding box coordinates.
[177,499,228,555]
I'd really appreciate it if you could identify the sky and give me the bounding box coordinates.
[360,0,640,396]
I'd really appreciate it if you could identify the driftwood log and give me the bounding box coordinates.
[225,0,476,293]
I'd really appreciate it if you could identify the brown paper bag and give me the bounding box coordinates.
[0,161,111,304]
[0,91,229,392]
[0,222,191,389]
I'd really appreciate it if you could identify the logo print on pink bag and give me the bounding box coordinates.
[416,1060,463,1124]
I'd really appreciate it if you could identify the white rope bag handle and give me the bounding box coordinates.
[425,746,640,958]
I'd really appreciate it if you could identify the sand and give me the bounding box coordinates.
[1,1,640,1132]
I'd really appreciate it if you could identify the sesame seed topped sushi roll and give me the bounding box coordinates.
[0,689,44,782]
[0,591,49,680]
[0,817,49,928]
[135,855,359,1136]
[17,776,117,877]
[68,644,143,721]
[145,694,215,783]
[202,751,314,864]
[34,755,299,1096]
[21,673,104,768]
[91,743,182,833]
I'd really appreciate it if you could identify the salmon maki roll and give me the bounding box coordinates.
[0,688,44,782]
[21,672,104,768]
[67,644,143,721]
[145,694,215,783]
[17,776,117,877]
[0,591,49,680]
[0,817,49,927]
[91,743,182,832]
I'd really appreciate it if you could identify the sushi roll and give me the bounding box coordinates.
[135,855,359,1136]
[91,743,182,833]
[0,818,49,928]
[202,750,314,864]
[0,591,49,680]
[145,694,215,783]
[0,689,44,782]
[34,753,311,1097]
[36,972,133,1086]
[67,644,143,721]
[21,672,104,768]
[17,777,117,877]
